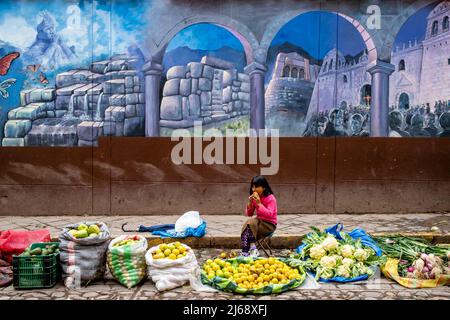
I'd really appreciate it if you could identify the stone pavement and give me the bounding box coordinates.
[0,249,448,300]
[0,213,449,248]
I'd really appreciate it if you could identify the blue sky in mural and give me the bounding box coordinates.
[167,24,244,51]
[394,1,440,47]
[163,23,246,73]
[270,11,366,60]
[0,0,145,60]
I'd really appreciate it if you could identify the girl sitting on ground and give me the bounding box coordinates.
[241,175,277,257]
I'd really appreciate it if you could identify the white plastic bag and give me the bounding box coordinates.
[188,266,220,292]
[146,243,199,291]
[175,211,202,233]
[300,272,321,289]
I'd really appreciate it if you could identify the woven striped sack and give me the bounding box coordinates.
[107,235,148,289]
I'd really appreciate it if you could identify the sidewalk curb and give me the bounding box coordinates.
[51,232,450,249]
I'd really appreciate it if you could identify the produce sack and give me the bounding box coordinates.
[0,229,51,264]
[145,242,199,291]
[294,223,384,283]
[382,258,450,288]
[200,257,306,295]
[59,222,110,286]
[107,235,147,289]
[0,254,13,287]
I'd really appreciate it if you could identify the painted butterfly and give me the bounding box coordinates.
[26,64,41,73]
[39,72,49,84]
[0,52,20,76]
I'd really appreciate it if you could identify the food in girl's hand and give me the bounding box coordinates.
[113,235,141,247]
[202,257,303,289]
[152,241,188,260]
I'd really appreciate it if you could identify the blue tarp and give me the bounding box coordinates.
[137,221,207,239]
[296,223,382,283]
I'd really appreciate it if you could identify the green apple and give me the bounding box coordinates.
[77,223,88,231]
[88,224,101,234]
[75,229,89,238]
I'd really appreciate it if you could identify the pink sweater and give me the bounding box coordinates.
[245,194,277,225]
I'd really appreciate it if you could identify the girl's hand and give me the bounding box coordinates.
[252,192,261,205]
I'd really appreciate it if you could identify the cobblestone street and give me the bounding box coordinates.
[1,248,449,300]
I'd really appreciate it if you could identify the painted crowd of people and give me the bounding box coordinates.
[388,100,450,137]
[302,100,450,137]
[303,104,370,137]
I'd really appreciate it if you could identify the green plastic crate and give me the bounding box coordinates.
[12,242,61,289]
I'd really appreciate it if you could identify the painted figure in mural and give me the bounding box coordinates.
[438,112,450,137]
[22,11,76,70]
[324,109,347,136]
[404,113,413,133]
[407,114,430,137]
[317,115,328,136]
[424,113,439,136]
[302,116,318,136]
[241,176,277,257]
[389,111,410,137]
[350,113,369,137]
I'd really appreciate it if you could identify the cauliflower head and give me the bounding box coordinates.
[336,265,351,278]
[340,244,355,258]
[354,248,369,262]
[309,245,326,260]
[320,256,337,269]
[321,236,339,252]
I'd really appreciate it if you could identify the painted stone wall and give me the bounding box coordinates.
[160,56,250,129]
[2,54,145,147]
[265,52,318,116]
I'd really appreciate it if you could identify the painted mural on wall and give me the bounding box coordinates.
[0,0,146,146]
[0,0,449,147]
[159,23,249,137]
[389,1,450,137]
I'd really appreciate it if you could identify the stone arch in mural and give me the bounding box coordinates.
[260,10,378,65]
[263,9,376,137]
[156,21,256,136]
[153,16,258,65]
[143,16,262,136]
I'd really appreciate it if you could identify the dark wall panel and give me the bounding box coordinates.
[0,137,449,215]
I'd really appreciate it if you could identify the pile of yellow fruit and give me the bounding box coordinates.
[112,235,141,247]
[152,241,188,260]
[202,257,302,289]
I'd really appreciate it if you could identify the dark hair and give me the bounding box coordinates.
[249,176,274,197]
